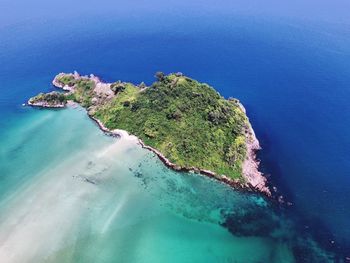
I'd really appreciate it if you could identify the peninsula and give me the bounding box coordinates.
[29,72,270,195]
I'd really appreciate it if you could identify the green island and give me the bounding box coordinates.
[29,72,270,194]
[28,91,67,108]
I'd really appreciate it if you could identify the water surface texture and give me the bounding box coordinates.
[1,0,350,262]
[0,108,334,262]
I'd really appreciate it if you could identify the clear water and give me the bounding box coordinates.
[1,0,350,262]
[0,108,330,262]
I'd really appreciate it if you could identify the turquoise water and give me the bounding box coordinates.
[0,107,332,262]
[1,0,350,261]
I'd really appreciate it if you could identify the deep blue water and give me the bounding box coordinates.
[1,1,350,260]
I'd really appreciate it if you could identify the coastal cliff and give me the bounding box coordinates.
[28,72,270,195]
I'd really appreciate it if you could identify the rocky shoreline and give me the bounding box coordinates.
[89,113,271,196]
[52,71,81,91]
[27,100,65,108]
[28,72,271,196]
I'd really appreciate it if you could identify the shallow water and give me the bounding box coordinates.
[1,0,350,261]
[0,107,337,262]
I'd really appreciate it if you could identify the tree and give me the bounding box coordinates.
[111,82,125,94]
[155,71,165,81]
[208,110,222,125]
[225,136,246,165]
[166,105,182,120]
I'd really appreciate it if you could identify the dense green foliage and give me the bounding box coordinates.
[29,91,67,105]
[56,75,96,106]
[30,73,250,180]
[56,75,76,87]
[72,79,95,107]
[93,74,249,180]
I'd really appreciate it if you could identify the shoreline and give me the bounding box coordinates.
[27,100,66,108]
[89,112,271,196]
[29,72,271,196]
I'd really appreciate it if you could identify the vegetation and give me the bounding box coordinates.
[30,73,250,180]
[29,91,67,106]
[93,73,249,180]
[70,78,96,107]
[110,81,126,94]
[56,75,76,87]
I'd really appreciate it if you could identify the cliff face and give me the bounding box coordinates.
[29,72,270,195]
[242,120,270,194]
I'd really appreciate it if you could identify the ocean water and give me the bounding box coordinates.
[1,0,350,262]
[0,107,333,262]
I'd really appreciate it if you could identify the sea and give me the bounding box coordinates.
[0,0,350,262]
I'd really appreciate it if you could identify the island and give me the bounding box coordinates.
[28,71,270,195]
